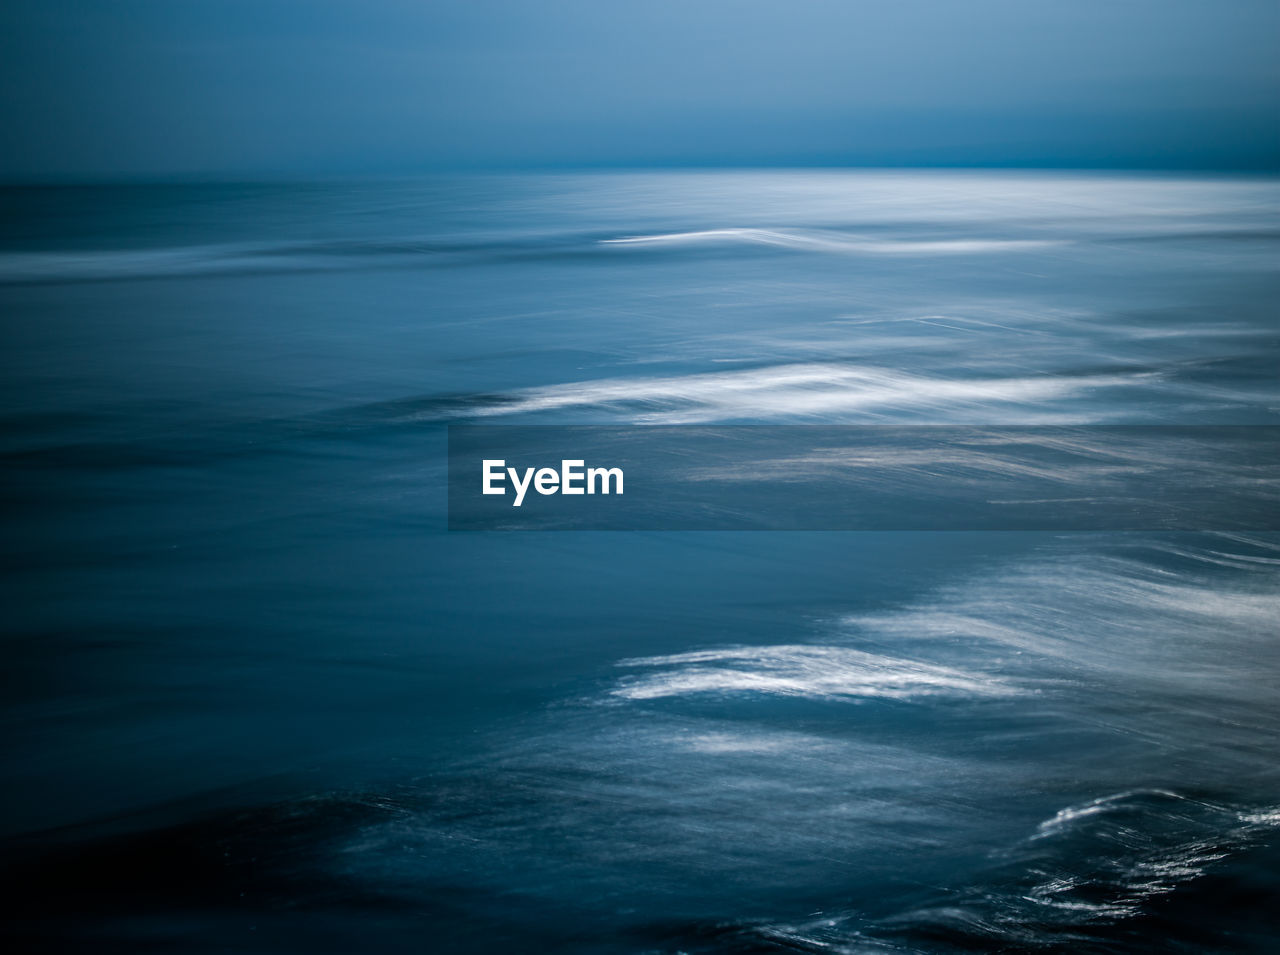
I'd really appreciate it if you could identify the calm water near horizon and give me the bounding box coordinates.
[2,170,1279,952]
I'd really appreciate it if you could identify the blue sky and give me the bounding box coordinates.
[1,0,1277,177]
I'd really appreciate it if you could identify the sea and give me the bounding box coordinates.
[2,170,1278,952]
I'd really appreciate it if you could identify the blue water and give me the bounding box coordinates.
[2,171,1279,951]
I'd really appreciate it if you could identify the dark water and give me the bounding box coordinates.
[2,172,1279,952]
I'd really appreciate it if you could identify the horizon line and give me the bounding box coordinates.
[3,162,1280,187]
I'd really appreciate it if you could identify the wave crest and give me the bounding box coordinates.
[613,644,1019,702]
[602,227,1064,255]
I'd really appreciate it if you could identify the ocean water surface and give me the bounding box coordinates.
[1,171,1278,951]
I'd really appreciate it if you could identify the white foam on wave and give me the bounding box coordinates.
[606,537,1280,713]
[601,227,1063,255]
[741,784,1280,949]
[1032,789,1188,838]
[1016,788,1280,922]
[612,644,1019,702]
[833,535,1280,687]
[460,361,1140,423]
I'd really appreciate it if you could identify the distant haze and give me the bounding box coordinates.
[1,0,1277,179]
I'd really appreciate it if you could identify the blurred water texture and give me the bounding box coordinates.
[1,171,1279,952]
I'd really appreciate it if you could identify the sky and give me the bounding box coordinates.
[1,0,1277,178]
